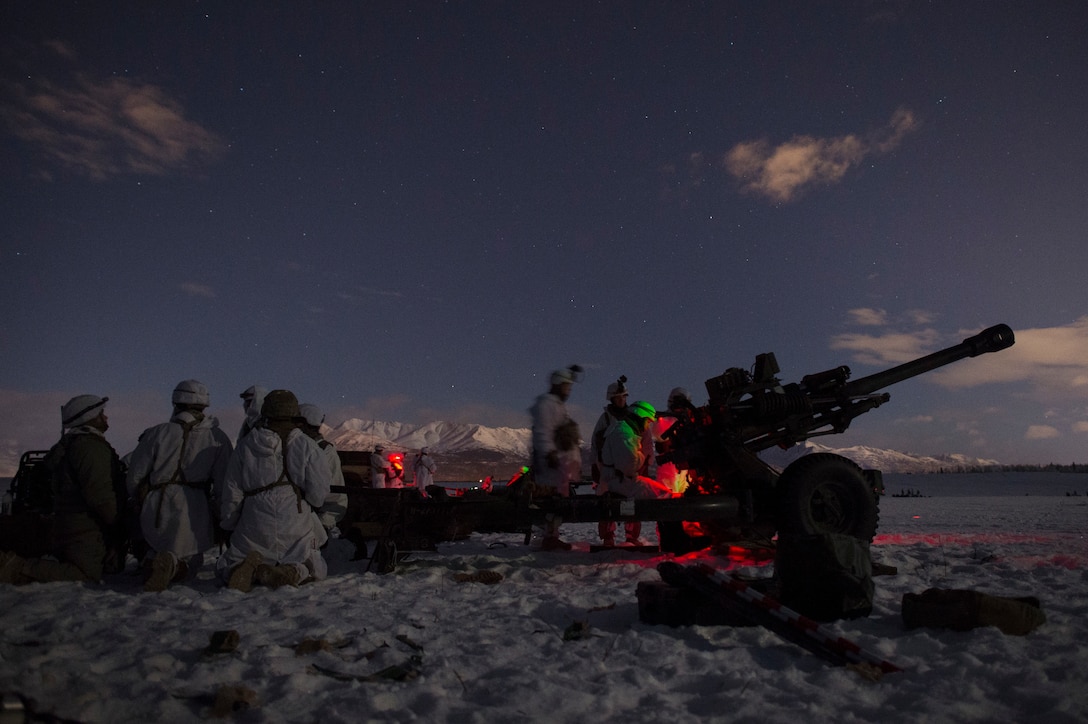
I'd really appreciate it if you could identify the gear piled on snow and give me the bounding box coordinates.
[562,620,593,641]
[454,570,503,584]
[774,532,875,621]
[651,561,902,677]
[902,588,1046,636]
[212,685,258,718]
[202,630,241,658]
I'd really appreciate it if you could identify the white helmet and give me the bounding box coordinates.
[62,394,108,428]
[172,380,209,407]
[299,403,324,427]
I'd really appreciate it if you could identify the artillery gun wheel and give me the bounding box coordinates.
[776,453,878,541]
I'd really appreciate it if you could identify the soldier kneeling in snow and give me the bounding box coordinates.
[0,395,127,585]
[127,380,233,592]
[216,390,331,591]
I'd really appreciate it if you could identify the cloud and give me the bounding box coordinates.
[43,40,77,60]
[904,309,938,326]
[724,107,920,202]
[896,414,934,424]
[929,317,1088,395]
[179,282,216,299]
[356,286,405,299]
[1,45,225,180]
[829,328,942,365]
[1025,425,1060,440]
[832,317,1088,403]
[833,318,1088,458]
[846,308,888,326]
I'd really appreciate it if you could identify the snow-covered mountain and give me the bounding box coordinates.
[759,441,1002,474]
[328,419,530,458]
[324,419,533,481]
[324,418,1001,479]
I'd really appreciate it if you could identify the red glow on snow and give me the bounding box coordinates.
[682,521,706,537]
[722,545,775,566]
[872,531,1087,569]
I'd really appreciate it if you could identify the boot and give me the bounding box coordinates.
[144,551,177,592]
[227,551,263,593]
[0,550,25,585]
[541,537,572,551]
[598,521,616,547]
[173,559,190,583]
[541,515,570,551]
[255,563,301,589]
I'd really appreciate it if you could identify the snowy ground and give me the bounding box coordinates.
[2,474,1087,722]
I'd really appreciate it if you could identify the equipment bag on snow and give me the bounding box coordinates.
[774,533,874,621]
[902,588,1046,636]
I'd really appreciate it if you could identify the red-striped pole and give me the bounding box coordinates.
[696,563,901,674]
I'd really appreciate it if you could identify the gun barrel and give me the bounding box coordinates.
[842,323,1015,397]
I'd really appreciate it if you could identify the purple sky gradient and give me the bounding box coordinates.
[3,2,1088,472]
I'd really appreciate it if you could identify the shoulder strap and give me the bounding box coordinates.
[241,430,304,513]
[146,419,206,528]
[167,419,197,485]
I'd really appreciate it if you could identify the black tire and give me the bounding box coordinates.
[776,453,878,541]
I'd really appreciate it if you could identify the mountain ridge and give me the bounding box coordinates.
[324,418,1002,479]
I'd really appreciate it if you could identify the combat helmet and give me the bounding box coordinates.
[261,389,300,421]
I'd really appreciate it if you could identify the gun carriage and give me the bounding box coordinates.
[337,324,1015,563]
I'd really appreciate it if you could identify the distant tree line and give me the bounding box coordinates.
[924,463,1088,474]
[997,463,1088,473]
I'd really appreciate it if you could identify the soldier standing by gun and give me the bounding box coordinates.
[598,401,668,547]
[592,377,659,546]
[370,445,393,489]
[0,395,127,585]
[412,447,437,497]
[653,387,695,495]
[590,375,629,484]
[529,365,583,551]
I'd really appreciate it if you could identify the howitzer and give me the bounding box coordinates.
[653,324,1015,550]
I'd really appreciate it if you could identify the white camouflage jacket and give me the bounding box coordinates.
[217,426,331,578]
[126,411,232,560]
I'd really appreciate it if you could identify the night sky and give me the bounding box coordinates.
[3,1,1088,472]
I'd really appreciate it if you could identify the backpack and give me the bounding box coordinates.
[774,533,874,621]
[0,448,63,557]
[10,445,67,515]
[554,418,581,452]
